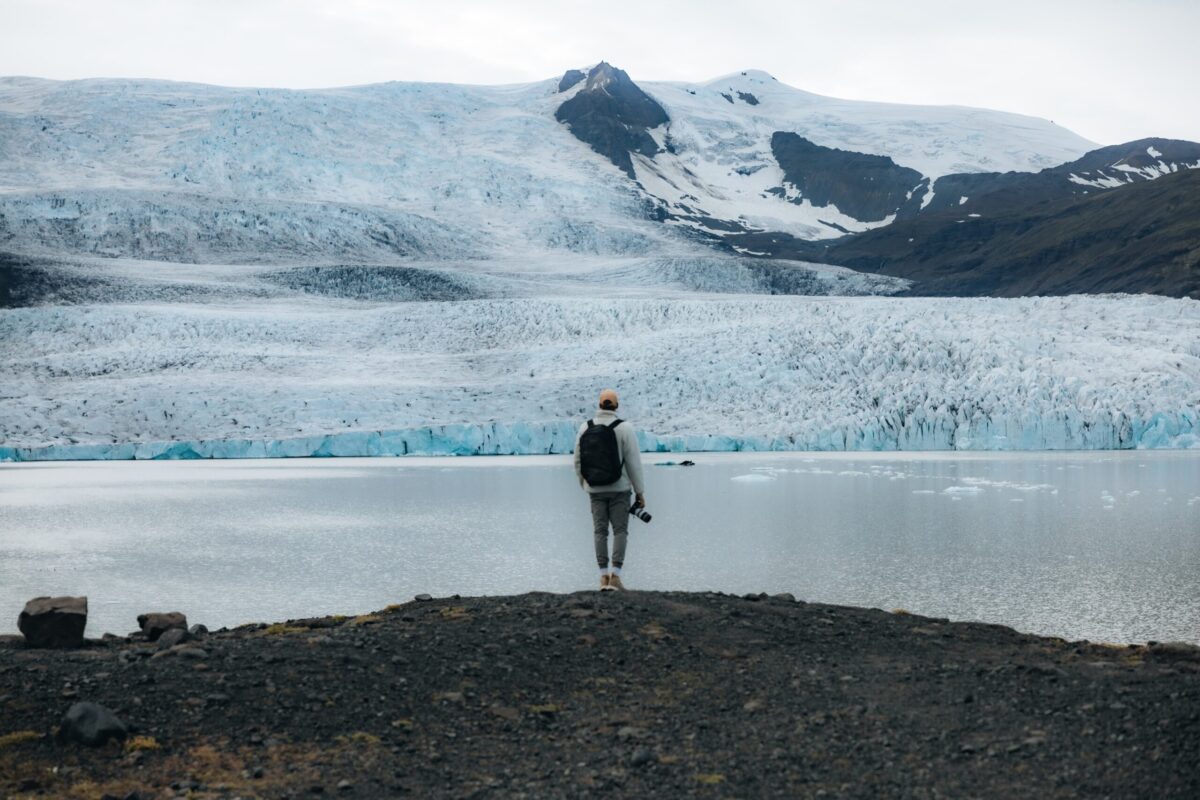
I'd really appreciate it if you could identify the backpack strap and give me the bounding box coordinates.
[608,419,623,429]
[587,420,594,428]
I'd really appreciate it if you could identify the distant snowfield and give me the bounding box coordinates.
[2,290,1197,460]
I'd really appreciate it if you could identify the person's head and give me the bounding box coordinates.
[598,388,619,411]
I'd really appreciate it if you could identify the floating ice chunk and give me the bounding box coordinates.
[943,486,983,495]
[731,473,775,483]
[912,489,936,495]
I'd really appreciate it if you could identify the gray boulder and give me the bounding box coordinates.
[58,701,127,746]
[18,596,88,649]
[156,627,190,649]
[137,612,187,641]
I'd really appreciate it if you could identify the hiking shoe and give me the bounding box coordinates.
[608,574,626,591]
[599,574,612,591]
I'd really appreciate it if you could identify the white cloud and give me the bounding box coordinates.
[1,0,1197,144]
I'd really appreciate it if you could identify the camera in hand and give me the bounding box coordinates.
[630,504,652,523]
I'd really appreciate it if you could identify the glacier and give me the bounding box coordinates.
[2,294,1198,460]
[0,73,1195,461]
[0,72,1095,265]
[1,411,1196,463]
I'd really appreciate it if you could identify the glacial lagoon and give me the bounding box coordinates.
[1,451,1197,644]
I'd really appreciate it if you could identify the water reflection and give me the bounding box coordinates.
[1,452,1197,643]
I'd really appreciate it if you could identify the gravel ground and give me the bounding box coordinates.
[2,590,1198,799]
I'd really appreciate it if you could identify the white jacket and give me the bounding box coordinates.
[573,409,646,495]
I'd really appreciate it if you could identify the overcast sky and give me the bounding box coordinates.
[2,0,1197,145]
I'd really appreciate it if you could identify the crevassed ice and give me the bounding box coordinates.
[2,294,1197,460]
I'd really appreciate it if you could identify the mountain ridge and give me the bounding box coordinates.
[0,67,1195,297]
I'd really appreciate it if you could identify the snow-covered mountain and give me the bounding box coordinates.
[0,67,1097,265]
[561,65,1096,241]
[1,66,1198,459]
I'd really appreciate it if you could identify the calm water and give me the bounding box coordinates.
[1,452,1198,643]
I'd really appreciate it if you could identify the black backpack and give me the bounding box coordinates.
[579,419,624,486]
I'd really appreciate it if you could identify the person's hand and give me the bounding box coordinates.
[635,493,645,508]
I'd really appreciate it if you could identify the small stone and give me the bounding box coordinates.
[156,628,190,649]
[58,701,128,746]
[742,593,761,602]
[137,612,188,642]
[337,779,354,792]
[630,748,654,767]
[489,705,520,721]
[188,624,209,639]
[252,766,265,779]
[18,596,88,649]
[771,593,796,603]
[617,726,648,740]
[743,699,764,712]
[414,594,433,602]
[308,784,325,794]
[177,647,208,660]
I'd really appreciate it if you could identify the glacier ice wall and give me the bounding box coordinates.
[2,294,1197,460]
[1,411,1197,463]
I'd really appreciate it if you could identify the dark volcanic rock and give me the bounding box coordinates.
[58,701,127,746]
[770,132,926,222]
[156,627,190,649]
[137,611,187,641]
[554,62,669,178]
[557,69,586,93]
[18,596,87,649]
[816,166,1200,298]
[914,137,1200,216]
[4,592,1198,798]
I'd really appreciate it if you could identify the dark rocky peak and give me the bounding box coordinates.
[554,62,669,178]
[575,62,668,127]
[769,132,925,222]
[557,69,586,93]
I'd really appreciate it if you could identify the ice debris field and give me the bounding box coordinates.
[2,292,1198,461]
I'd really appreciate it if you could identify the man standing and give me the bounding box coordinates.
[574,388,646,591]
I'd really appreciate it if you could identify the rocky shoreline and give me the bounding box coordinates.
[2,591,1199,798]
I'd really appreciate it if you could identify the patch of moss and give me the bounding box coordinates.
[336,732,381,746]
[125,735,161,752]
[259,623,307,636]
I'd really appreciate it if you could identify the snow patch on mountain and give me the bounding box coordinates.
[627,71,1095,239]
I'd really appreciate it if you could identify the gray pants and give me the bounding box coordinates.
[590,491,631,569]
